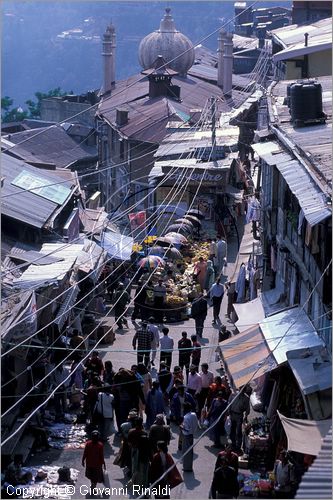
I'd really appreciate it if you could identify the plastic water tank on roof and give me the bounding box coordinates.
[138,8,195,77]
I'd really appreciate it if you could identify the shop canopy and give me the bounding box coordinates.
[218,324,277,390]
[278,411,332,456]
[260,306,324,366]
[100,230,134,261]
[233,297,265,333]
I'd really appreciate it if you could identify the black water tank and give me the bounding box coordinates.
[290,81,325,126]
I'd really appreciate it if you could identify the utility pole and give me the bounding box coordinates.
[210,95,216,160]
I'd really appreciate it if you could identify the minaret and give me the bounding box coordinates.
[223,32,233,97]
[102,23,115,95]
[110,23,116,87]
[217,29,226,89]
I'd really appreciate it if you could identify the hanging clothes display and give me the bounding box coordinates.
[246,197,261,224]
[236,263,246,303]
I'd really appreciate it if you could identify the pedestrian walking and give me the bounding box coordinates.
[149,415,171,453]
[178,331,192,382]
[204,260,216,292]
[198,363,214,414]
[273,450,297,498]
[82,430,106,489]
[113,409,138,473]
[145,381,165,428]
[210,455,239,499]
[186,365,202,401]
[181,402,199,472]
[157,363,173,424]
[170,385,196,425]
[95,388,114,442]
[193,257,207,292]
[150,441,183,498]
[127,417,151,492]
[159,328,174,370]
[113,282,130,329]
[191,293,208,338]
[132,281,149,321]
[85,351,104,378]
[216,237,227,274]
[229,385,252,452]
[209,278,225,325]
[190,335,201,370]
[207,392,228,448]
[148,316,160,367]
[208,238,217,267]
[51,364,69,422]
[225,281,237,319]
[153,279,167,324]
[132,320,154,367]
[218,325,231,343]
[103,360,115,386]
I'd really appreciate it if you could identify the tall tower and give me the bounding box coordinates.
[217,29,226,89]
[102,23,116,95]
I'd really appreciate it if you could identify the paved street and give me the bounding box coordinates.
[27,228,244,499]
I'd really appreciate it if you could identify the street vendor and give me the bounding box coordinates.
[153,279,167,324]
[273,450,297,498]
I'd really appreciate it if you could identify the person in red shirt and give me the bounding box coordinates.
[215,442,239,473]
[206,376,230,410]
[84,351,104,378]
[82,430,106,488]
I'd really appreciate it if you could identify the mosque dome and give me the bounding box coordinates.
[138,8,195,77]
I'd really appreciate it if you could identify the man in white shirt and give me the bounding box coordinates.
[198,363,214,413]
[181,402,199,472]
[187,365,202,400]
[159,327,174,370]
[147,316,160,367]
[208,239,217,268]
[209,277,225,324]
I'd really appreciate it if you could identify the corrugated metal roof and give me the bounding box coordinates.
[1,154,76,228]
[4,125,96,169]
[259,306,324,366]
[252,141,331,227]
[270,16,331,54]
[286,345,331,396]
[296,427,332,499]
[268,76,332,189]
[75,239,107,280]
[98,72,250,143]
[13,242,83,289]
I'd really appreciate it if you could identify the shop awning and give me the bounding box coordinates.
[75,240,107,281]
[286,345,332,396]
[233,297,265,333]
[259,306,324,366]
[219,325,277,390]
[54,284,79,331]
[100,230,134,261]
[278,411,332,456]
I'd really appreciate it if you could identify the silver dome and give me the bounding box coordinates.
[138,8,195,77]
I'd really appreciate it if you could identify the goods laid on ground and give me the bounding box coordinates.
[5,466,79,499]
[46,423,87,450]
[238,472,274,498]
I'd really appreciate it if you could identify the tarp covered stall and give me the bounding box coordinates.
[259,306,324,366]
[75,240,107,282]
[100,231,134,261]
[286,346,332,420]
[278,411,332,456]
[218,325,277,391]
[233,297,265,333]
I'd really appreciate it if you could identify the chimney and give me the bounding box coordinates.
[223,32,233,97]
[304,32,309,47]
[116,108,128,126]
[217,29,226,89]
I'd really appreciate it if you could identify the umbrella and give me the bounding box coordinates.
[165,232,188,245]
[150,246,182,260]
[166,224,192,236]
[186,208,206,219]
[138,255,165,269]
[183,214,202,226]
[155,236,175,247]
[175,218,194,227]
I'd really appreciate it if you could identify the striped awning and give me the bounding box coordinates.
[219,325,277,390]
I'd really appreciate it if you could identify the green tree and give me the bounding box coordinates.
[1,96,28,122]
[26,87,71,119]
